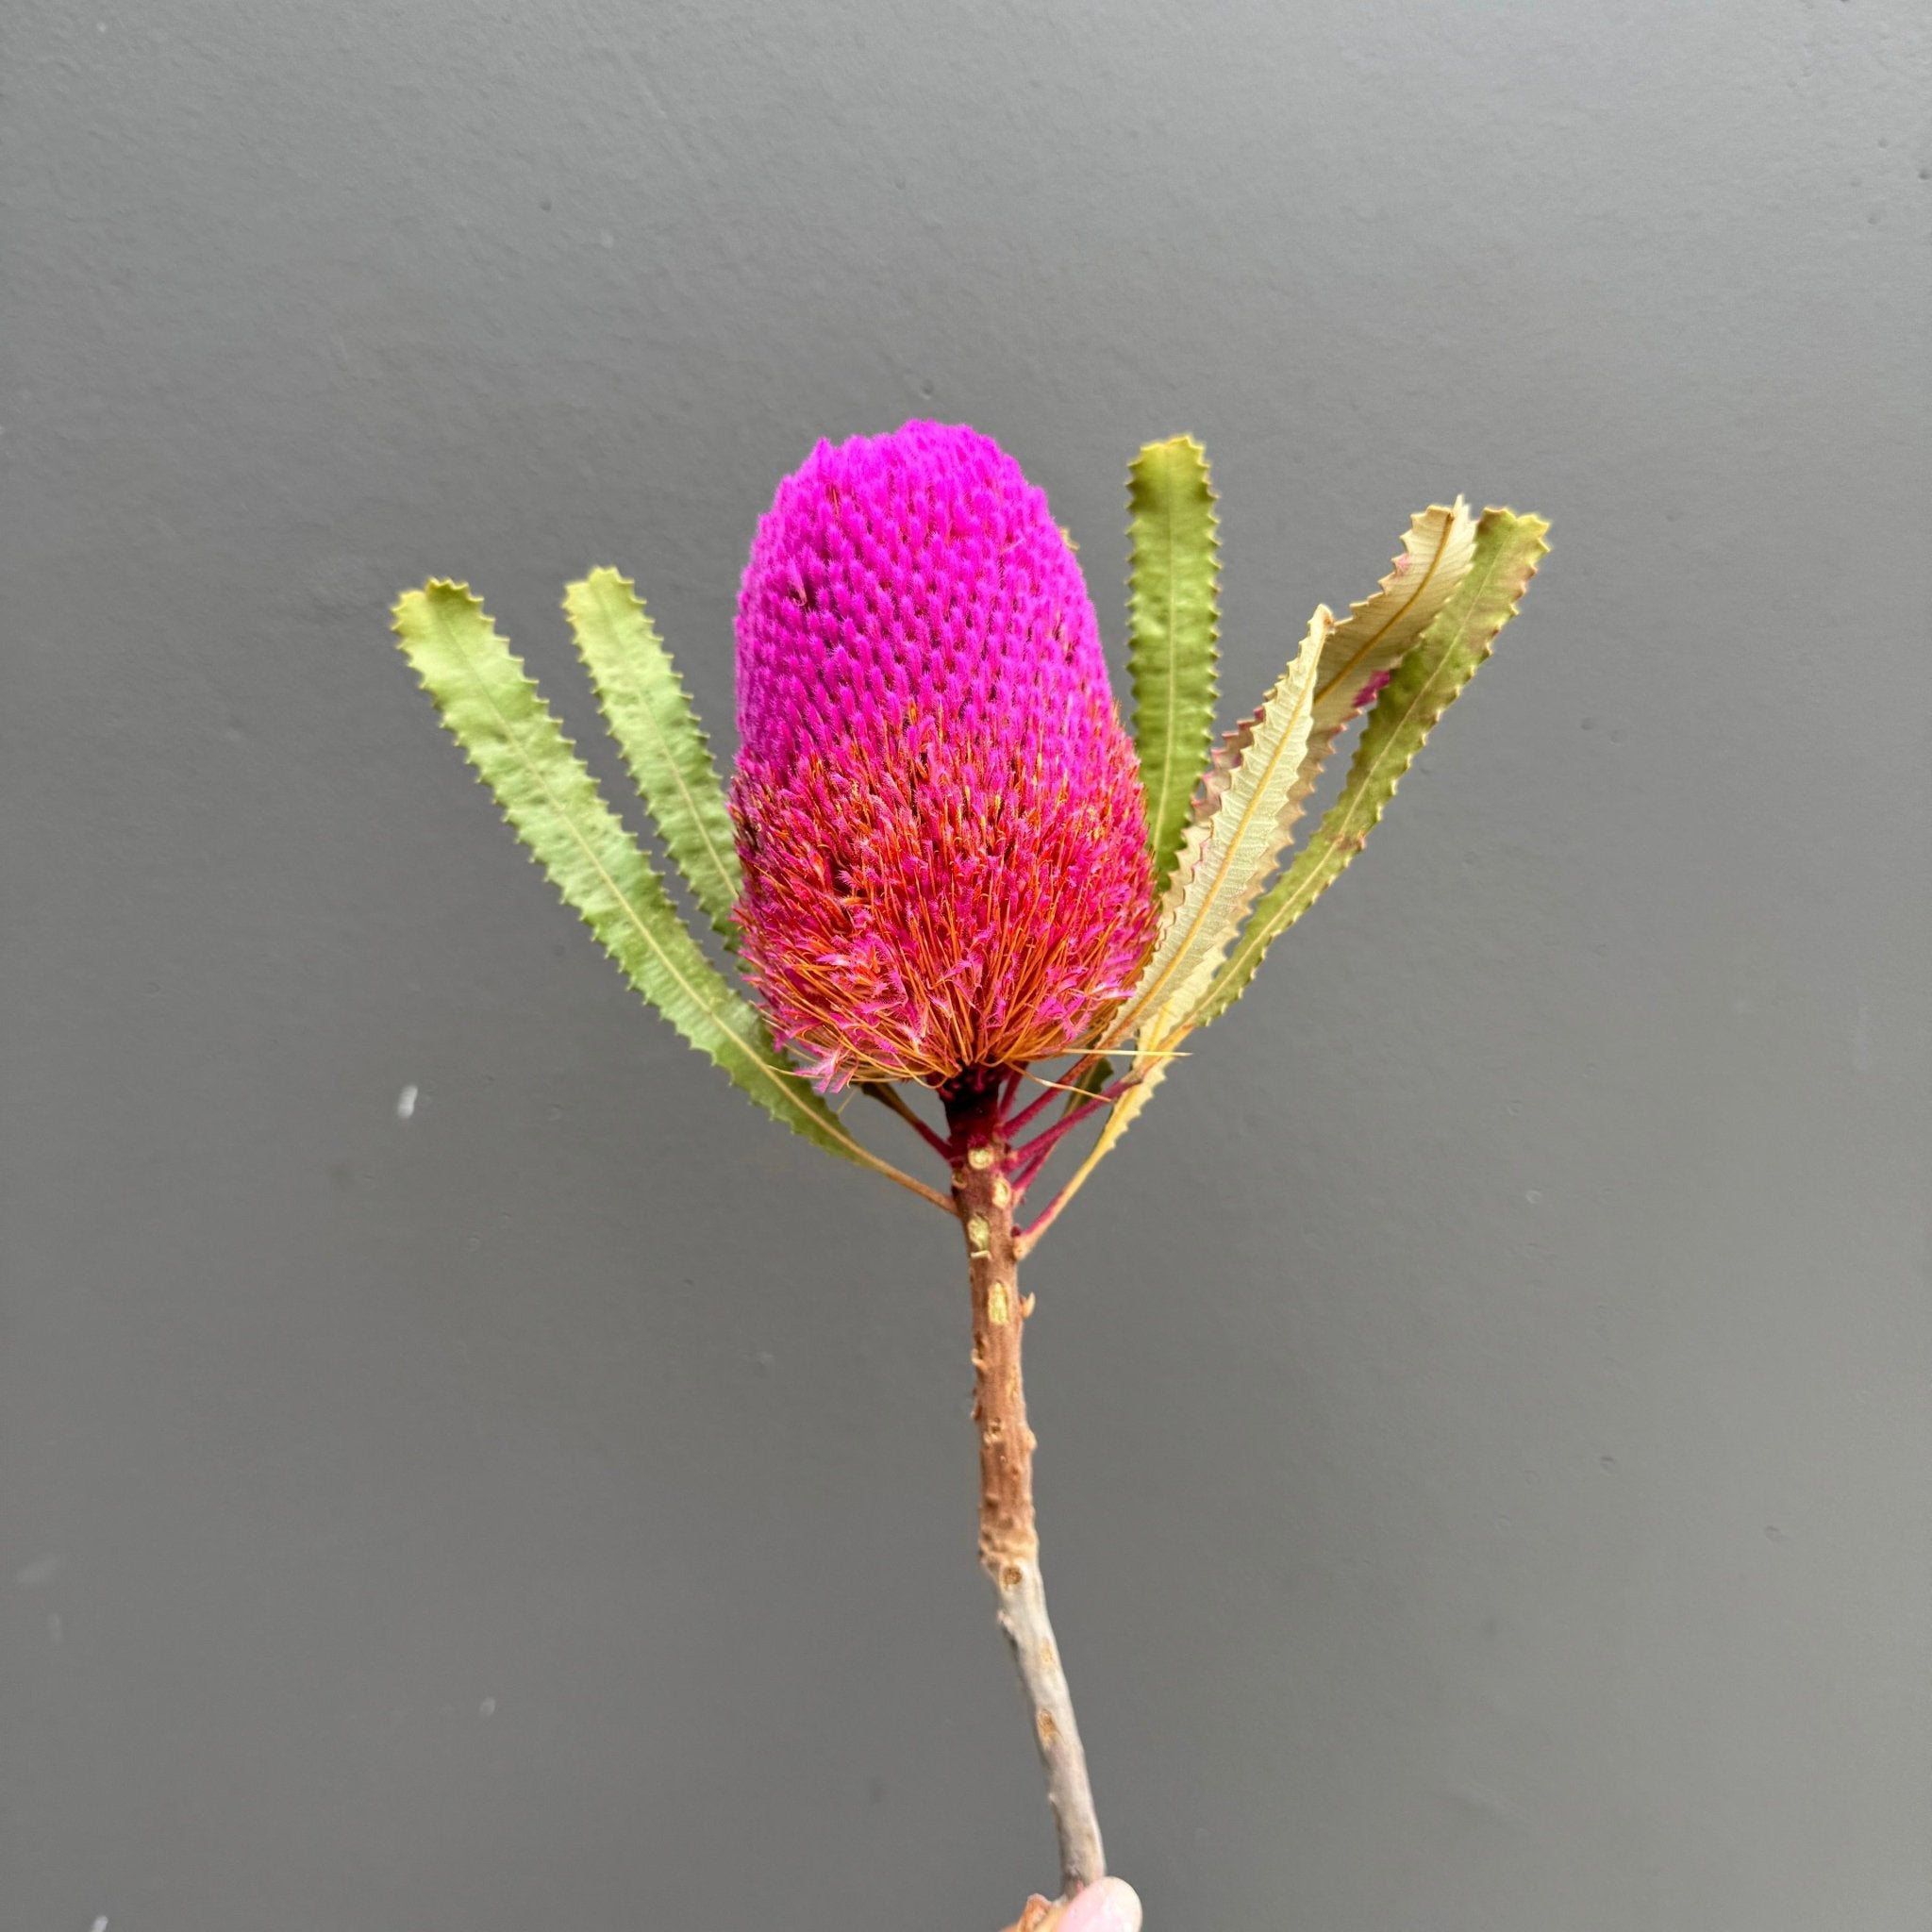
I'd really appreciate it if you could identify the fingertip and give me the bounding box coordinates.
[1058,1875,1142,1932]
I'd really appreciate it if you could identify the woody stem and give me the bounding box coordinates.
[944,1076,1107,1898]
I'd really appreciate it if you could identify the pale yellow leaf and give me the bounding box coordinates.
[1104,606,1330,1053]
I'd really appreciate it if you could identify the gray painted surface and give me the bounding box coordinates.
[5,2,1927,1926]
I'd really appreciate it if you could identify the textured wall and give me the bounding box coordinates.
[5,3,1927,1927]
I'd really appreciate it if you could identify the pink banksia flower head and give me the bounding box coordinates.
[731,422,1156,1092]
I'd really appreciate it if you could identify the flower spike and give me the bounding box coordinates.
[729,422,1156,1091]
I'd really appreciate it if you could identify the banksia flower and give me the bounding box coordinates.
[730,422,1156,1091]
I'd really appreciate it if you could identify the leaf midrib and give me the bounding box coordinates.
[1314,510,1462,713]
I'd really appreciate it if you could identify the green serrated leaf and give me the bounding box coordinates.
[1105,605,1330,1053]
[564,568,742,947]
[1126,436,1221,897]
[1189,509,1550,1028]
[393,580,944,1203]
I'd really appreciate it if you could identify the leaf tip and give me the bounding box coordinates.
[1479,506,1552,543]
[570,562,639,597]
[392,577,490,645]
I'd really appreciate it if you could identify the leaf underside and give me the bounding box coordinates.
[564,568,743,947]
[1288,498,1477,822]
[1126,437,1222,900]
[391,580,874,1168]
[1193,508,1551,1026]
[1106,605,1331,1053]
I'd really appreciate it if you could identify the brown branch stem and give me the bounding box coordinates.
[944,1077,1108,1898]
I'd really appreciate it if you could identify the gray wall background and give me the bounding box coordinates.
[6,3,1927,1927]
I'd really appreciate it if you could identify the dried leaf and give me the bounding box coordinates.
[1191,509,1550,1026]
[1316,501,1477,733]
[1276,498,1476,837]
[1106,607,1330,1051]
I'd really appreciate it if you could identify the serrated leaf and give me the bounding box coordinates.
[564,568,741,947]
[1182,504,1475,842]
[1280,498,1477,835]
[1190,509,1550,1027]
[1104,607,1330,1052]
[1316,501,1477,730]
[1126,437,1222,897]
[393,580,944,1202]
[1114,502,1475,1058]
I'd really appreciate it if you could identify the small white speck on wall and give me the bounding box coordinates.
[92,1917,108,1931]
[396,1084,419,1121]
[479,1697,496,1717]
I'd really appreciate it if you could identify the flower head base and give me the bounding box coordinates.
[731,422,1154,1091]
